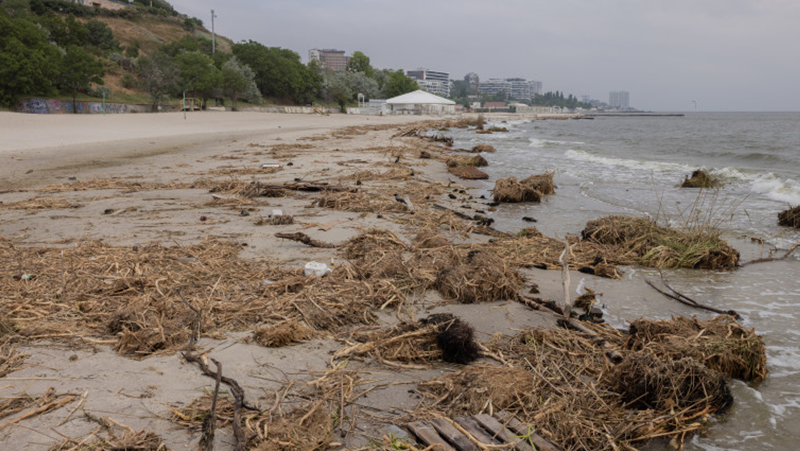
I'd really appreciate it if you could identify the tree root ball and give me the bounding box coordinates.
[420,313,480,364]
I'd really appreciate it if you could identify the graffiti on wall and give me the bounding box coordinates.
[16,99,129,115]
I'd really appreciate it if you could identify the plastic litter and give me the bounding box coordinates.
[304,261,332,278]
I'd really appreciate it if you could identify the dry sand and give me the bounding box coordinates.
[0,111,565,450]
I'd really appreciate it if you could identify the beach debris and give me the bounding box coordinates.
[604,352,733,412]
[447,166,489,180]
[522,216,537,222]
[625,315,767,383]
[446,155,488,167]
[778,205,800,228]
[303,261,332,277]
[419,313,480,364]
[11,274,36,281]
[252,319,314,347]
[681,169,720,188]
[581,215,740,269]
[645,272,741,318]
[335,314,478,365]
[435,250,523,304]
[471,144,496,153]
[492,172,556,203]
[276,232,336,248]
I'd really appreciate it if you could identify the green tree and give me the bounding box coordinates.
[63,14,88,47]
[136,51,179,111]
[0,9,61,106]
[59,45,105,113]
[3,0,30,18]
[221,56,259,109]
[346,50,374,78]
[86,19,118,51]
[232,40,320,104]
[384,70,418,98]
[175,50,220,108]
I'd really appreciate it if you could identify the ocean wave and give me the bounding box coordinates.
[750,174,800,204]
[564,149,694,172]
[529,138,584,148]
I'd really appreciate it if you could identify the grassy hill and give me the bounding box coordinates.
[49,5,234,106]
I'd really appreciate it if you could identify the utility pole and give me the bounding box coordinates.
[211,9,217,54]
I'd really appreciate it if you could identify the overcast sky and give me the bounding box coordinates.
[169,0,800,111]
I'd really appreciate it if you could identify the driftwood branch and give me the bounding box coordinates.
[201,359,223,451]
[559,240,572,318]
[275,232,337,248]
[258,182,355,193]
[520,295,564,315]
[645,274,740,319]
[740,241,800,266]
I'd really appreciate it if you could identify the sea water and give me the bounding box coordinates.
[448,112,800,450]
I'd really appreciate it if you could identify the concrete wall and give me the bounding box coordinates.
[15,99,150,114]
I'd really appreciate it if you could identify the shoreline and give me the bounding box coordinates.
[0,111,766,450]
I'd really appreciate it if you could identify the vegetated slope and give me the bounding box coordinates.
[98,16,232,57]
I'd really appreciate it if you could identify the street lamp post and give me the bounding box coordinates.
[211,9,217,54]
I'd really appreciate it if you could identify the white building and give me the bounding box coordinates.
[406,69,451,97]
[479,78,542,100]
[386,90,456,115]
[609,91,630,109]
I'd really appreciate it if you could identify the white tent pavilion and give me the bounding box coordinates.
[385,90,456,115]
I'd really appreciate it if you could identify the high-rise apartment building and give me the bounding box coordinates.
[479,78,542,100]
[609,91,630,109]
[308,49,350,72]
[406,69,450,97]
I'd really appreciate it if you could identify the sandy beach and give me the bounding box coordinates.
[0,110,568,450]
[0,111,768,451]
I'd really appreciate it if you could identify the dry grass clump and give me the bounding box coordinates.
[521,172,556,195]
[39,178,187,192]
[447,166,489,180]
[681,169,720,188]
[316,191,409,214]
[606,352,733,412]
[0,198,81,210]
[581,215,740,270]
[108,298,195,357]
[492,176,542,203]
[172,392,333,451]
[435,250,523,303]
[626,315,767,383]
[472,228,624,278]
[778,206,800,228]
[472,144,496,153]
[52,429,169,451]
[0,341,28,378]
[492,172,556,203]
[419,364,537,414]
[252,320,314,347]
[338,313,478,365]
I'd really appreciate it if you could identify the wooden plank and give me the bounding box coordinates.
[407,421,456,451]
[494,411,563,451]
[455,417,503,446]
[430,418,479,451]
[474,414,534,451]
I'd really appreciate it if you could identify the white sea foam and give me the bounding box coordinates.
[564,149,694,172]
[750,174,800,204]
[529,138,584,148]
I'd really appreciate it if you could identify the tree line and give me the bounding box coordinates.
[0,0,419,112]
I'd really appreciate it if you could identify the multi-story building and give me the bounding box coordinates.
[479,78,542,100]
[478,79,512,97]
[609,91,630,109]
[308,49,350,72]
[406,69,450,97]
